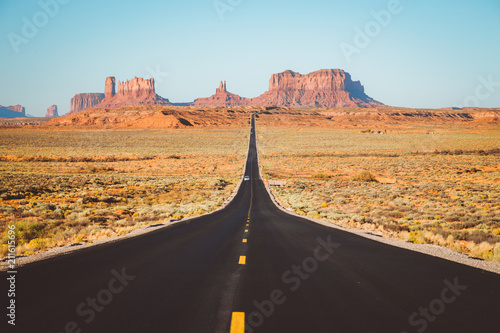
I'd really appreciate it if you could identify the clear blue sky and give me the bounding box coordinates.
[1,0,499,116]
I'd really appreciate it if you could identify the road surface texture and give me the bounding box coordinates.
[2,115,499,333]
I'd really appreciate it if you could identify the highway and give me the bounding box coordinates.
[2,115,500,333]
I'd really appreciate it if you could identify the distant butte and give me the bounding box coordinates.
[68,76,170,115]
[96,76,171,109]
[191,69,383,108]
[0,105,26,118]
[65,69,384,115]
[250,69,384,108]
[46,105,59,118]
[70,93,104,114]
[192,81,251,107]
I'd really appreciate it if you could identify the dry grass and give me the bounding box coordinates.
[0,128,248,257]
[352,171,378,182]
[257,125,500,261]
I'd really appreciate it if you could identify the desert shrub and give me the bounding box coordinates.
[466,231,499,245]
[0,244,10,258]
[386,211,404,219]
[467,242,494,260]
[89,216,108,223]
[444,213,463,222]
[214,179,230,190]
[312,173,330,179]
[448,220,481,230]
[352,171,378,182]
[408,231,424,244]
[28,238,48,251]
[14,221,44,244]
[494,243,500,262]
[66,212,79,220]
[384,223,410,232]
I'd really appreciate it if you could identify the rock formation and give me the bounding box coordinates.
[190,70,383,108]
[192,81,250,107]
[116,77,155,96]
[105,77,116,99]
[66,69,383,113]
[70,93,105,114]
[95,76,171,109]
[250,69,384,108]
[0,105,26,118]
[46,105,58,117]
[217,81,227,93]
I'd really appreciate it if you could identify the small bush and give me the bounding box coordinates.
[28,238,47,251]
[352,171,378,183]
[408,231,424,244]
[214,179,230,190]
[494,243,500,262]
[15,221,44,244]
[468,241,494,260]
[312,173,330,179]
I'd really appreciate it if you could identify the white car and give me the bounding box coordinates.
[244,176,250,181]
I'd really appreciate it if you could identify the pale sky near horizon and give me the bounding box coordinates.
[0,0,499,116]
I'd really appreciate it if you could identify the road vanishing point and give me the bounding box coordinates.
[2,115,500,333]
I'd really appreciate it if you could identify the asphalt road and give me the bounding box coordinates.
[2,115,500,333]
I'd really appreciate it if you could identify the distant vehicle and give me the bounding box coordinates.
[244,176,250,181]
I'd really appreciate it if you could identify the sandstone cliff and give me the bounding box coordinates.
[46,105,58,118]
[70,93,105,114]
[105,77,116,99]
[189,69,384,108]
[192,81,250,107]
[66,69,383,112]
[251,69,384,108]
[96,76,171,109]
[0,104,26,118]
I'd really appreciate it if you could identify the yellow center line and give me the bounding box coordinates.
[229,117,251,333]
[230,312,245,333]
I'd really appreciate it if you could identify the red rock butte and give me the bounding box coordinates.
[95,76,171,109]
[70,93,105,114]
[251,69,383,108]
[46,105,58,118]
[192,81,251,107]
[69,76,171,114]
[0,105,26,118]
[67,69,383,114]
[191,69,383,108]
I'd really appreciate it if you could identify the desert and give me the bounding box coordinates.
[1,1,499,331]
